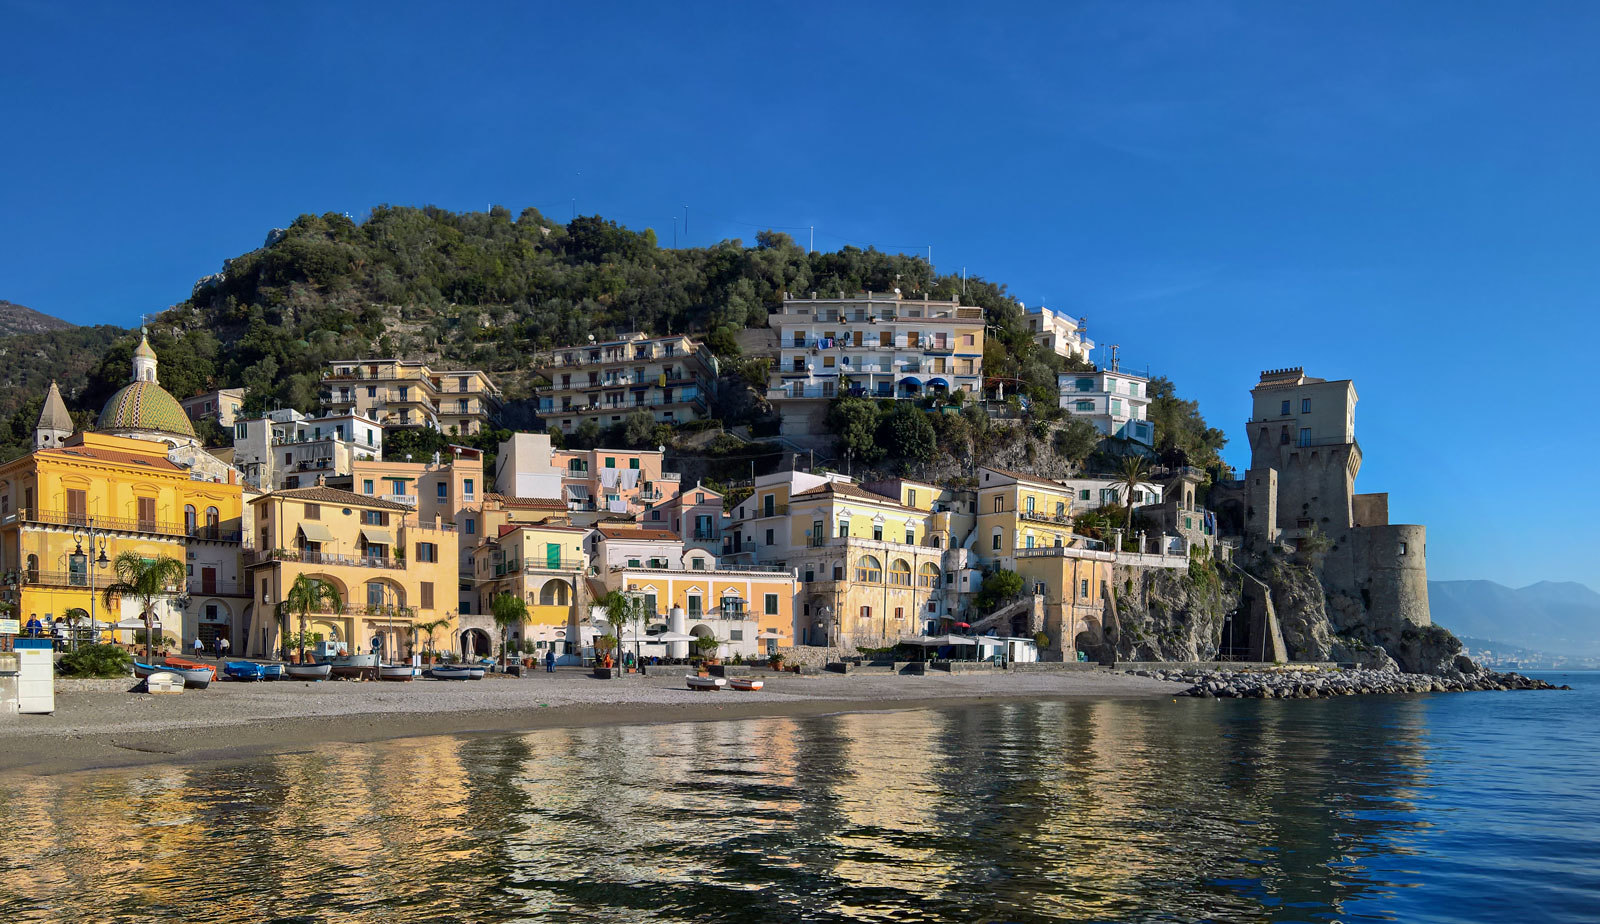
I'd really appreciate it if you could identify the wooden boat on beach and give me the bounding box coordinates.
[285,663,332,681]
[429,664,472,680]
[466,665,486,680]
[319,652,379,679]
[145,670,185,694]
[727,678,764,692]
[259,663,283,681]
[137,661,212,689]
[378,664,415,681]
[222,661,264,682]
[163,656,218,681]
[686,675,726,691]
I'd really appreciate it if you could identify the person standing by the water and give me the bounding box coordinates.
[25,614,43,638]
[214,635,224,660]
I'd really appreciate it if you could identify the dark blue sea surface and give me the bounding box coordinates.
[1,672,1595,923]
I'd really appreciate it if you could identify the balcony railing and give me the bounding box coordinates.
[189,579,246,596]
[491,559,586,576]
[6,510,242,542]
[1019,509,1073,525]
[247,549,405,570]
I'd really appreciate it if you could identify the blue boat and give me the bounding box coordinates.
[259,663,283,681]
[222,660,264,682]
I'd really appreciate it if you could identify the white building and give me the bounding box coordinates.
[1058,369,1154,446]
[494,432,564,499]
[1058,477,1165,511]
[232,409,384,490]
[1025,305,1094,363]
[767,291,986,437]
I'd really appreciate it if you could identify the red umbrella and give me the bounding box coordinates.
[954,622,971,629]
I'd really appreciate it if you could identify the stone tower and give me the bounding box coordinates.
[34,380,73,449]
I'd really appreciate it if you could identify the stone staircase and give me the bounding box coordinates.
[967,594,1046,637]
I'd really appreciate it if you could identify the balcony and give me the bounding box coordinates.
[491,559,586,576]
[247,549,405,570]
[374,494,418,507]
[1019,509,1074,526]
[6,509,242,543]
[189,579,246,596]
[692,528,721,541]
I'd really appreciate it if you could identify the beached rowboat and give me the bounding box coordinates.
[136,661,212,690]
[379,664,415,682]
[285,663,332,681]
[145,670,185,694]
[429,664,472,680]
[727,678,764,692]
[686,675,726,691]
[222,661,264,682]
[466,666,486,680]
[259,663,283,681]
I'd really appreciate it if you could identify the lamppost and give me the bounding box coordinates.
[69,524,111,647]
[625,588,647,675]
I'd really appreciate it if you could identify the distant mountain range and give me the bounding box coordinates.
[0,300,74,336]
[1430,580,1600,655]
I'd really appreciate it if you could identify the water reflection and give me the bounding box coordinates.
[0,695,1538,923]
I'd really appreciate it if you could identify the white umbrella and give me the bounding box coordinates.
[899,635,934,646]
[755,630,787,640]
[651,631,698,643]
[115,617,162,630]
[921,634,978,647]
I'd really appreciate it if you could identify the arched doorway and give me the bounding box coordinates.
[461,628,492,659]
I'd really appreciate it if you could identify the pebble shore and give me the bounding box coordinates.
[1125,667,1570,698]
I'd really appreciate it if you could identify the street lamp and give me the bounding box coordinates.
[69,525,111,645]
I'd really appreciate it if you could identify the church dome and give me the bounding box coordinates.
[98,380,197,438]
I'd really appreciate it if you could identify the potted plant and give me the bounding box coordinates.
[768,651,785,672]
[693,635,720,675]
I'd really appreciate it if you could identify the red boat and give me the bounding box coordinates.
[162,656,218,681]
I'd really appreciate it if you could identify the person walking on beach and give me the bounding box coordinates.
[545,647,555,673]
[193,636,205,658]
[220,635,231,659]
[213,635,224,660]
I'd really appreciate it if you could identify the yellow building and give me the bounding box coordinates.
[783,480,951,647]
[1014,545,1114,659]
[598,556,797,658]
[975,466,1081,569]
[245,485,459,659]
[470,523,588,654]
[321,360,502,435]
[0,430,245,647]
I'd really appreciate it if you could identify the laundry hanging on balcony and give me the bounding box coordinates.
[599,468,620,488]
[620,468,640,490]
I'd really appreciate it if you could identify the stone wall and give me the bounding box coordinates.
[1090,559,1240,663]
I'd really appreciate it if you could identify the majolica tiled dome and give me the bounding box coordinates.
[98,380,196,438]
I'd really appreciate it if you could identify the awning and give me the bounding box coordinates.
[115,617,161,630]
[899,376,922,386]
[567,485,591,499]
[360,527,396,546]
[298,522,337,543]
[927,377,950,389]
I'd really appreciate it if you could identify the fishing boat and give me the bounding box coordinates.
[284,662,332,681]
[727,678,764,692]
[686,674,726,691]
[378,664,415,682]
[162,656,218,681]
[466,665,486,680]
[222,661,264,682]
[145,670,185,694]
[429,664,472,680]
[318,652,380,679]
[136,661,213,690]
[259,663,283,681]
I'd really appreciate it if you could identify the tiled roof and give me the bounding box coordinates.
[262,486,414,511]
[790,481,921,512]
[482,493,568,510]
[497,523,588,537]
[98,380,197,438]
[41,446,182,470]
[595,525,682,541]
[981,465,1067,489]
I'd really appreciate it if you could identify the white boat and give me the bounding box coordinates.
[466,666,486,680]
[146,670,185,694]
[285,663,333,681]
[430,664,472,680]
[727,678,764,692]
[321,652,380,679]
[378,664,414,682]
[686,674,726,691]
[136,661,212,690]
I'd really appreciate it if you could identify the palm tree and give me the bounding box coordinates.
[413,617,450,659]
[490,592,527,671]
[284,575,341,664]
[1113,453,1153,552]
[600,590,644,668]
[101,552,186,663]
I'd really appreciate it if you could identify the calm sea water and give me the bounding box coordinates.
[2,673,1596,923]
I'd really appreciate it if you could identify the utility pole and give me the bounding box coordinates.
[683,205,689,244]
[809,226,814,253]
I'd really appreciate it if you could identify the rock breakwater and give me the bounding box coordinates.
[1123,667,1568,698]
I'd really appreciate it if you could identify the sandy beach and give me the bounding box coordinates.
[2,668,1181,774]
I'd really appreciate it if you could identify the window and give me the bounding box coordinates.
[1301,398,1311,413]
[687,594,702,618]
[873,523,883,541]
[1298,428,1311,447]
[1055,501,1065,517]
[992,496,1004,513]
[690,556,706,571]
[235,422,247,439]
[605,457,616,468]
[1080,579,1089,598]
[765,593,779,615]
[464,518,476,536]
[907,489,917,507]
[838,520,849,538]
[906,529,915,544]
[804,569,814,583]
[183,503,196,533]
[363,479,375,495]
[367,386,377,398]
[1280,427,1290,445]
[1079,489,1091,501]
[860,605,872,622]
[889,560,911,586]
[463,478,475,499]
[628,558,642,568]
[304,503,320,520]
[1025,496,1035,513]
[1075,400,1094,411]
[363,510,387,526]
[137,496,156,532]
[695,493,705,505]
[416,542,437,563]
[763,494,775,517]
[765,529,774,545]
[856,555,883,583]
[919,564,940,588]
[1280,400,1291,416]
[992,531,1002,550]
[1399,542,1408,556]
[1025,534,1035,549]
[420,583,434,609]
[1111,398,1122,415]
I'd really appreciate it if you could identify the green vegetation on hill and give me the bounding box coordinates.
[0,205,1224,472]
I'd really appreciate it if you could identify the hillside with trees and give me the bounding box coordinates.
[0,205,1224,474]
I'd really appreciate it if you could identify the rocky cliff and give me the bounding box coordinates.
[1099,556,1240,662]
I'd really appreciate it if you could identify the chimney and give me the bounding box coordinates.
[316,474,327,487]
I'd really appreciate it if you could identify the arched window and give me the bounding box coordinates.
[889,559,912,586]
[539,579,571,606]
[205,506,219,538]
[184,505,196,534]
[25,554,38,582]
[919,563,940,588]
[855,555,882,583]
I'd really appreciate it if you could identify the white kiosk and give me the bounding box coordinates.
[14,638,54,714]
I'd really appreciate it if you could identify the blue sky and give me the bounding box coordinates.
[2,1,1596,588]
